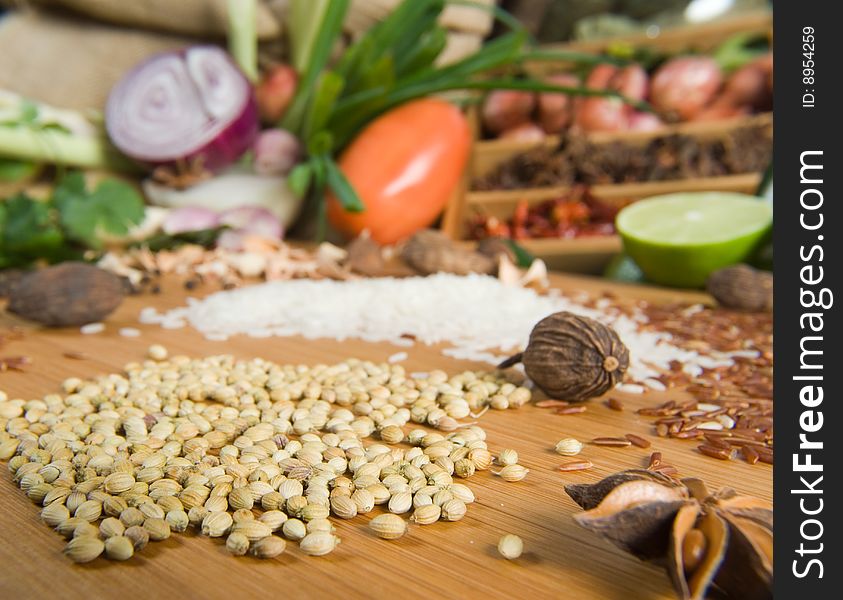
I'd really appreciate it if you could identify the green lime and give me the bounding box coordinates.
[616,192,772,288]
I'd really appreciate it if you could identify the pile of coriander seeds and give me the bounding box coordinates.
[0,347,532,563]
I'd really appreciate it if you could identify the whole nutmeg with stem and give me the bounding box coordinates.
[499,312,629,402]
[706,264,773,311]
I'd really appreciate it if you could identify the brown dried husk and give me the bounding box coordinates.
[401,230,494,276]
[514,312,630,402]
[567,471,773,600]
[7,262,124,327]
[566,470,681,510]
[574,499,689,561]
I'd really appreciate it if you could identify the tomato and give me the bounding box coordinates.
[327,99,471,244]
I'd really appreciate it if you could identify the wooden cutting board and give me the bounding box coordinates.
[0,273,770,600]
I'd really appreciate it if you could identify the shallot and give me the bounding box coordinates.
[253,129,301,176]
[255,64,298,123]
[106,46,259,172]
[481,90,535,134]
[650,57,723,120]
[162,206,221,235]
[537,73,579,134]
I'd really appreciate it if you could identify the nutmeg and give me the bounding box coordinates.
[7,262,124,327]
[500,312,629,402]
[706,264,772,311]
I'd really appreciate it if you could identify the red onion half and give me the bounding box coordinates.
[106,46,259,171]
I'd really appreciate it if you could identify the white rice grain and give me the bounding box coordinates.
[144,274,738,386]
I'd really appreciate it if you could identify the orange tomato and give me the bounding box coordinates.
[327,98,471,244]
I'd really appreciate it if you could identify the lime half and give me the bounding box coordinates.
[616,192,772,288]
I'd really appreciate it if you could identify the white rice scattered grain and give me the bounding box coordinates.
[141,274,740,386]
[387,352,408,364]
[80,323,105,335]
[616,383,646,394]
[119,327,141,338]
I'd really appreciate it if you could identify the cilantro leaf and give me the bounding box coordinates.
[55,173,145,248]
[0,193,66,266]
[0,158,39,183]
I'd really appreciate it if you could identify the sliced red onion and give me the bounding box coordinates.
[220,206,283,241]
[162,206,221,235]
[253,129,301,176]
[106,46,259,171]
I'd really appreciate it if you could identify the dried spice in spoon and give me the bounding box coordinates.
[499,312,629,402]
[565,470,772,600]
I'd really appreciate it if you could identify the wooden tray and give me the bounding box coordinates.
[442,114,770,275]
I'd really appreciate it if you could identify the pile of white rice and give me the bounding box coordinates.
[140,274,750,387]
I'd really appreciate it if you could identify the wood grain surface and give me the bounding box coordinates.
[0,273,771,600]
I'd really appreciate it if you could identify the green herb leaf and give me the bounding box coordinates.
[135,227,226,252]
[54,174,145,248]
[287,162,313,199]
[1,193,65,261]
[0,157,40,182]
[323,156,364,213]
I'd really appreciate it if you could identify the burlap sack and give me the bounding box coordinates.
[0,10,194,110]
[4,0,283,38]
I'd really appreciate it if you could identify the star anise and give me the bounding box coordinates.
[565,470,772,600]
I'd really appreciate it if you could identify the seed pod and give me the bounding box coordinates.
[119,507,145,528]
[497,449,518,466]
[369,513,406,539]
[330,496,358,519]
[64,536,104,563]
[448,483,475,504]
[350,489,375,514]
[7,262,124,327]
[453,458,475,478]
[56,517,87,539]
[388,491,413,515]
[707,264,773,311]
[143,518,171,541]
[498,534,524,559]
[281,518,307,541]
[250,536,287,559]
[258,510,288,532]
[441,499,467,522]
[379,425,404,444]
[226,532,250,556]
[74,500,102,522]
[411,504,441,525]
[104,472,135,494]
[500,312,629,402]
[103,496,129,518]
[306,519,335,534]
[124,525,149,551]
[104,536,134,561]
[300,503,330,522]
[99,517,125,538]
[228,487,254,511]
[73,522,100,538]
[299,532,340,556]
[139,503,165,521]
[188,506,210,528]
[468,448,492,471]
[555,438,583,456]
[494,464,529,482]
[41,502,70,527]
[202,511,233,537]
[233,519,272,541]
[166,510,190,533]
